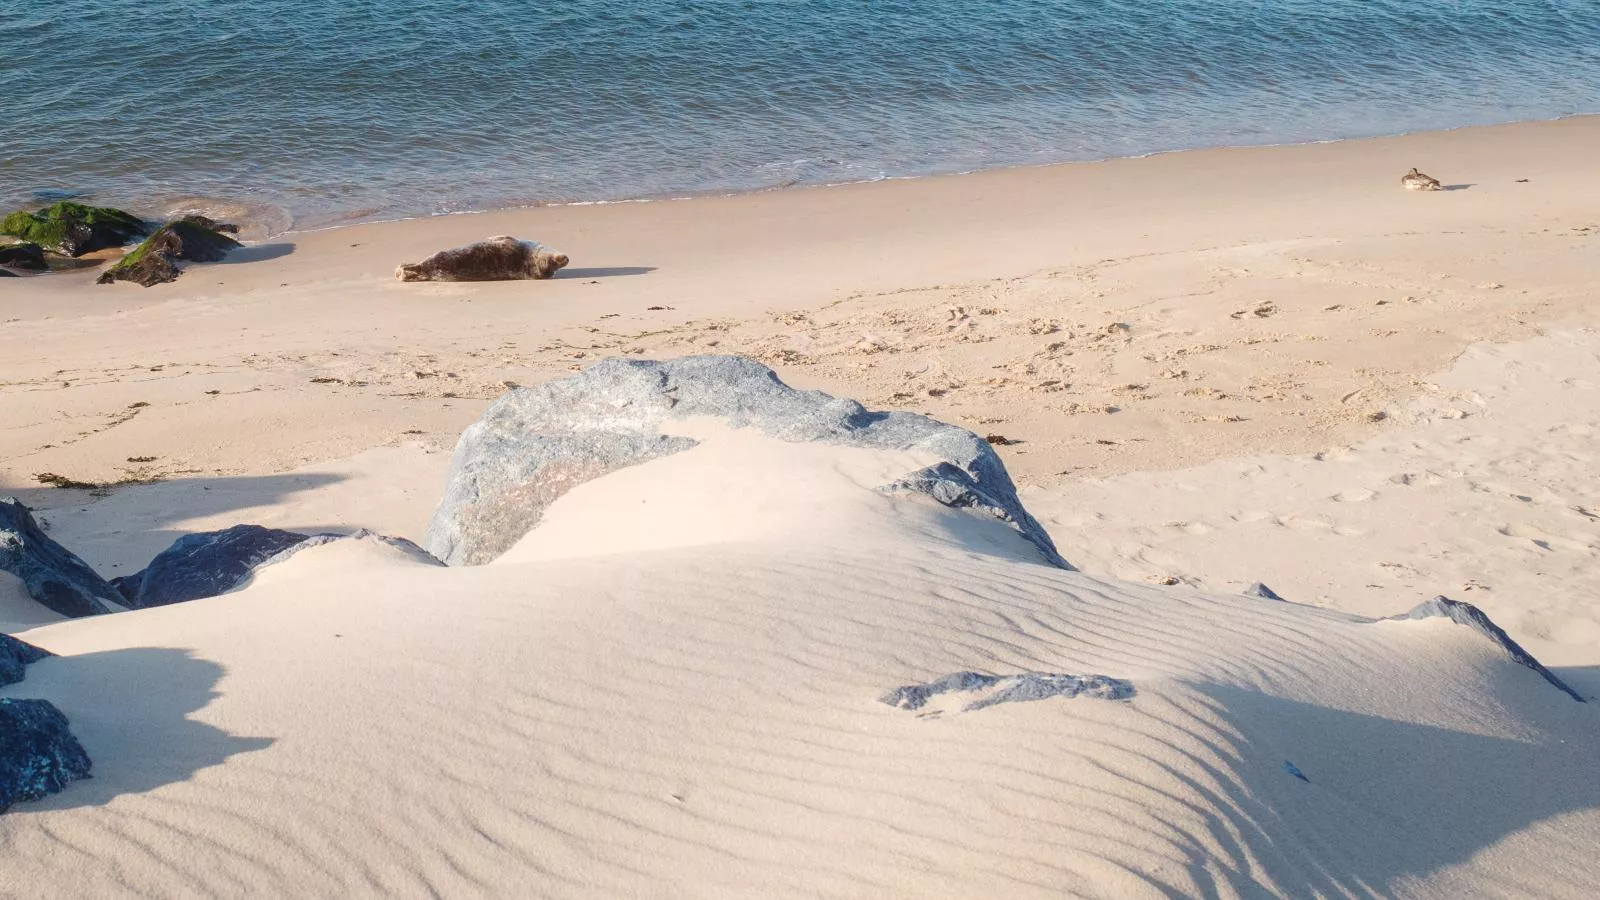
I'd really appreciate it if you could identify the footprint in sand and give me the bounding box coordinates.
[1332,489,1377,503]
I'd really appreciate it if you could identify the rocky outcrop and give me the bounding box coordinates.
[0,243,47,271]
[112,526,440,607]
[0,202,147,257]
[424,355,1068,567]
[96,216,241,287]
[0,698,92,813]
[881,671,1135,713]
[250,529,444,574]
[0,499,117,618]
[396,236,568,282]
[113,525,313,608]
[1244,582,1285,601]
[1390,596,1585,702]
[0,634,52,688]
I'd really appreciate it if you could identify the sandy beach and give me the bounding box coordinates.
[5,116,1600,896]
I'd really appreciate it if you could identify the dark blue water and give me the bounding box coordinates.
[3,0,1598,232]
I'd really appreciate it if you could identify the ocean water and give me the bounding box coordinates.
[3,0,1598,232]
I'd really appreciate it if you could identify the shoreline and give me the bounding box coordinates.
[5,114,1599,492]
[12,113,1596,241]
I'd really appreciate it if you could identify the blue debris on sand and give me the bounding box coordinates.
[1284,760,1310,783]
[1390,595,1585,702]
[0,634,53,688]
[0,698,92,813]
[882,671,1135,713]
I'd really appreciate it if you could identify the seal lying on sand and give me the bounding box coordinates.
[396,236,569,282]
[1401,167,1443,191]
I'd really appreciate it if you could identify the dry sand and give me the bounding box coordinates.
[6,427,1600,898]
[4,116,1600,896]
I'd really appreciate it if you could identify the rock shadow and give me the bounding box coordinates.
[219,242,295,264]
[0,647,272,812]
[1170,680,1600,896]
[557,266,656,279]
[1441,183,1475,192]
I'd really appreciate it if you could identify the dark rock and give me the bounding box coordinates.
[424,355,1068,568]
[0,269,14,277]
[115,525,313,608]
[0,698,92,813]
[0,243,47,271]
[0,202,147,257]
[97,216,241,288]
[0,634,52,688]
[881,671,1135,713]
[0,498,118,618]
[1244,582,1285,601]
[1390,595,1585,702]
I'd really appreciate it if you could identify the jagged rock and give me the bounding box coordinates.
[0,202,147,257]
[425,355,1068,567]
[245,529,444,581]
[396,236,569,282]
[0,634,52,688]
[0,499,117,618]
[0,243,47,271]
[1391,596,1585,702]
[114,524,313,608]
[1244,582,1285,601]
[0,698,92,813]
[881,671,1135,713]
[97,216,241,287]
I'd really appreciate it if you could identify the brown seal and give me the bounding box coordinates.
[396,236,569,282]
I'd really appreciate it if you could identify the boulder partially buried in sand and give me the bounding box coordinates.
[112,524,315,608]
[97,216,242,287]
[0,698,92,813]
[0,202,148,257]
[1390,595,1585,702]
[396,235,569,282]
[0,634,52,688]
[0,499,119,618]
[112,526,442,608]
[425,355,1068,568]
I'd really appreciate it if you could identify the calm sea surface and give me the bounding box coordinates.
[3,0,1598,231]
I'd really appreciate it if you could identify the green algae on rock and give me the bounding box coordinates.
[0,202,148,257]
[96,216,241,287]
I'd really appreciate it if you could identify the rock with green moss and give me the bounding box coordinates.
[97,216,242,287]
[0,202,148,257]
[0,243,47,271]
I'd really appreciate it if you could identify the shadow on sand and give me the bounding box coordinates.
[221,243,296,264]
[1165,679,1600,896]
[558,266,656,279]
[1441,183,1475,192]
[3,646,273,812]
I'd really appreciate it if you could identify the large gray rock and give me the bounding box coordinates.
[1390,596,1585,702]
[0,634,52,688]
[0,499,117,618]
[113,525,314,608]
[0,698,92,813]
[425,356,1069,568]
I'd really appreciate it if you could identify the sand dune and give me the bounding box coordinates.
[4,423,1598,897]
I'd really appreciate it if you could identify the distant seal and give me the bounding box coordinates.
[1400,167,1443,191]
[396,236,569,282]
